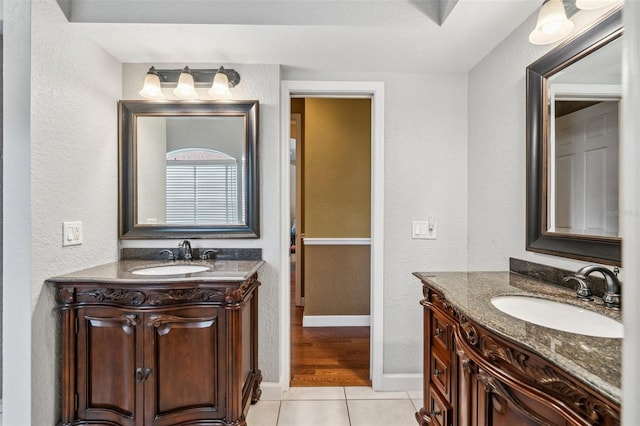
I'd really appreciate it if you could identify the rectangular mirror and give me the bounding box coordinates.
[526,9,621,265]
[119,101,259,239]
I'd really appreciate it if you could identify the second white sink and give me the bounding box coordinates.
[131,264,210,276]
[491,295,623,338]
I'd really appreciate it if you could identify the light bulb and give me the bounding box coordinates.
[529,0,574,45]
[138,67,165,100]
[173,67,198,100]
[208,68,233,100]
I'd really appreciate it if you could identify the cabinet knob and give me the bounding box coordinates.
[434,327,442,337]
[433,368,441,378]
[431,409,441,416]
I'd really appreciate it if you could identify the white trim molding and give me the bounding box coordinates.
[280,80,385,392]
[303,238,371,246]
[381,374,423,392]
[302,315,371,327]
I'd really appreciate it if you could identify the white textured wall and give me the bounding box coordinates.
[283,69,469,375]
[28,0,122,424]
[122,63,283,382]
[467,7,623,272]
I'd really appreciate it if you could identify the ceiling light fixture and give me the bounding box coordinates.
[138,66,241,100]
[529,0,574,45]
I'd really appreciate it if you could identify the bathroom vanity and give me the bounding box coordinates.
[48,259,263,426]
[414,271,621,426]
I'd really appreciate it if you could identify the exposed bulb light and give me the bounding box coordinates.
[575,0,621,10]
[208,67,233,100]
[138,67,165,100]
[529,0,574,45]
[173,67,199,100]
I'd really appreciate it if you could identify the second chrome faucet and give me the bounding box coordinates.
[564,265,621,310]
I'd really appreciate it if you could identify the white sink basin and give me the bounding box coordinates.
[131,264,210,276]
[491,295,623,338]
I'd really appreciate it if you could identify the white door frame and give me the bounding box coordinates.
[279,80,385,391]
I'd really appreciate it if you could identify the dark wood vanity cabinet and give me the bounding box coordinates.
[417,285,620,426]
[51,274,261,426]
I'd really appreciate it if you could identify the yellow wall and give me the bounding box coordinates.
[304,245,371,315]
[304,98,371,238]
[302,98,372,316]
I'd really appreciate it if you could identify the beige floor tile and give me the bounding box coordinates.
[283,386,346,400]
[410,397,423,412]
[246,400,280,426]
[345,386,409,400]
[277,400,350,426]
[347,399,417,426]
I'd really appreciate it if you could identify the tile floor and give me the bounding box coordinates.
[246,386,422,426]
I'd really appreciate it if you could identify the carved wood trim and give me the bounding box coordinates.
[147,313,217,336]
[476,367,558,426]
[85,313,141,335]
[77,288,146,305]
[146,288,225,305]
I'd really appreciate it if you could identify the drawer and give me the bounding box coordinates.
[431,348,451,401]
[431,310,452,355]
[428,387,453,426]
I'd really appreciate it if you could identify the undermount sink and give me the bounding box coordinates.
[491,295,623,338]
[130,264,210,276]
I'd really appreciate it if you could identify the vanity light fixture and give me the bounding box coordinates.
[575,0,621,10]
[529,0,574,45]
[138,66,241,100]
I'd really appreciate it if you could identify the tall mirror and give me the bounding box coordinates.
[526,9,622,265]
[119,101,259,239]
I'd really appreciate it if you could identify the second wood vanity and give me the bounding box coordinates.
[414,272,621,426]
[48,259,264,426]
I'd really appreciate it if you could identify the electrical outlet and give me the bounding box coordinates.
[62,221,83,246]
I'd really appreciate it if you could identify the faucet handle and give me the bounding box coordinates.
[563,276,593,301]
[200,249,218,261]
[159,249,175,261]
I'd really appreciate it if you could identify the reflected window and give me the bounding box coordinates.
[166,148,242,224]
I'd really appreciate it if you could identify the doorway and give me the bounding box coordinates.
[289,97,372,386]
[280,80,385,391]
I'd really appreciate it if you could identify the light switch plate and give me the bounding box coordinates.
[412,218,437,240]
[62,221,83,246]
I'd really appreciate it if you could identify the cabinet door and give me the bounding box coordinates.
[76,307,143,426]
[144,306,224,426]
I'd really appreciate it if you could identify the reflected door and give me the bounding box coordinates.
[554,100,619,236]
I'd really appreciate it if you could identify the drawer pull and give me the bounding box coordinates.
[434,368,441,378]
[434,327,442,337]
[431,409,442,416]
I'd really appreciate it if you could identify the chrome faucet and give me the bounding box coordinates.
[178,240,192,261]
[564,265,621,310]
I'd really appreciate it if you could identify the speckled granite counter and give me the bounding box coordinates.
[413,271,621,404]
[48,259,264,284]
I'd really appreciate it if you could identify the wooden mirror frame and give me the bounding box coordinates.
[526,9,622,266]
[119,100,260,239]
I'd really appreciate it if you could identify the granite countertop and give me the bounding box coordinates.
[47,259,265,285]
[413,271,622,404]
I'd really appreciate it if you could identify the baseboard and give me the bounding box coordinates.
[259,376,422,400]
[302,315,371,327]
[379,373,423,392]
[259,382,283,400]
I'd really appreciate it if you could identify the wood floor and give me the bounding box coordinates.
[290,261,371,387]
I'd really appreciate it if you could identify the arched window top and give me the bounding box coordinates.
[167,148,235,162]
